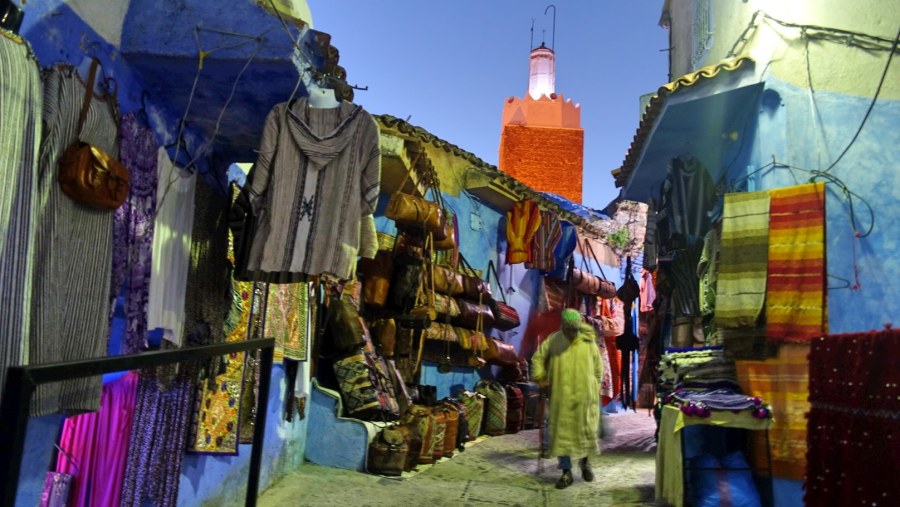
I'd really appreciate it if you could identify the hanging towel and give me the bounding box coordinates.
[506,199,541,264]
[716,190,770,328]
[766,182,826,341]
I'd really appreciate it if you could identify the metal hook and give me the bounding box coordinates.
[544,4,556,51]
[827,273,852,290]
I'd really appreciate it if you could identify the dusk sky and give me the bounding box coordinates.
[308,1,670,210]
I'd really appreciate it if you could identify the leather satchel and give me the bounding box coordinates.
[458,254,492,302]
[573,239,616,299]
[324,297,366,355]
[367,427,408,476]
[358,250,394,309]
[58,58,129,210]
[432,264,464,296]
[385,192,446,238]
[451,299,495,330]
[483,337,517,367]
[372,319,397,357]
[486,260,520,331]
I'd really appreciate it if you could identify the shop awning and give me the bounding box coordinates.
[613,57,763,203]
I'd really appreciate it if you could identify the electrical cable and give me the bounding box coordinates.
[822,23,900,173]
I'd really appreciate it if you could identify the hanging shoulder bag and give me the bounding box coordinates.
[571,239,616,299]
[58,58,130,210]
[486,260,520,331]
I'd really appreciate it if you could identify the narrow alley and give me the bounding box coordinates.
[258,411,658,507]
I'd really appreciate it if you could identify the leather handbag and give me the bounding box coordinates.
[432,210,457,251]
[451,298,495,330]
[40,445,77,507]
[430,409,447,460]
[388,253,423,313]
[58,58,129,210]
[459,391,485,438]
[367,427,408,476]
[358,249,394,309]
[439,404,460,458]
[403,405,436,465]
[385,192,446,236]
[324,297,366,355]
[572,239,616,299]
[372,318,397,357]
[483,337,517,367]
[424,322,457,342]
[486,260,520,331]
[393,423,422,472]
[432,264,464,296]
[457,254,492,302]
[475,380,507,437]
[332,351,400,421]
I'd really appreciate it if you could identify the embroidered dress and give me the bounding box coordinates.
[112,113,158,353]
[30,64,120,416]
[243,98,380,282]
[525,209,562,271]
[0,31,41,402]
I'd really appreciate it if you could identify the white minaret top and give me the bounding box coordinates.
[528,43,555,100]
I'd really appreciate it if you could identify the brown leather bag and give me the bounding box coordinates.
[386,192,446,238]
[403,405,436,465]
[440,405,460,458]
[58,58,129,210]
[367,427,408,476]
[432,265,464,296]
[393,423,422,472]
[452,299,495,330]
[483,337,518,367]
[372,319,397,357]
[358,249,394,309]
[457,254,492,302]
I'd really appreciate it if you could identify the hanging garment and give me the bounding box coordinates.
[643,202,659,269]
[639,269,656,312]
[0,32,41,403]
[146,148,196,347]
[531,322,603,458]
[55,372,138,507]
[716,190,770,328]
[665,155,716,245]
[112,112,159,354]
[30,64,120,416]
[544,220,577,279]
[505,199,541,264]
[766,182,826,341]
[241,98,380,282]
[120,367,196,507]
[696,226,720,318]
[525,209,562,271]
[266,282,311,361]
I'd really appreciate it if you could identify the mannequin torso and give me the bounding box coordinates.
[307,85,340,109]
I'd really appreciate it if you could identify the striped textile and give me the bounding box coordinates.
[716,190,770,328]
[476,380,507,436]
[766,182,826,341]
[0,32,41,403]
[244,98,381,282]
[506,199,541,264]
[735,344,809,480]
[525,209,562,271]
[30,64,120,416]
[266,282,310,361]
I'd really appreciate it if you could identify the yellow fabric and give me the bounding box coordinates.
[531,323,603,459]
[656,405,773,507]
[506,200,542,264]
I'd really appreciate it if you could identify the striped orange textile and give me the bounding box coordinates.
[766,182,826,341]
[735,344,809,480]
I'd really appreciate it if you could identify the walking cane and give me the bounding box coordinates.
[536,385,548,474]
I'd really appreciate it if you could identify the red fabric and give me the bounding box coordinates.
[56,372,138,507]
[604,335,621,402]
[805,327,900,506]
[505,200,542,264]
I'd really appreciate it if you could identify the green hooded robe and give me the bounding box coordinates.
[531,322,603,458]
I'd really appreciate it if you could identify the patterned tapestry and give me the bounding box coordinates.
[266,282,311,362]
[186,277,253,454]
[806,327,899,506]
[735,344,809,480]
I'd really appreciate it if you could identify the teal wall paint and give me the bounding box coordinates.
[749,78,900,334]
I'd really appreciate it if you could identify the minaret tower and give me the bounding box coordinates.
[499,13,584,203]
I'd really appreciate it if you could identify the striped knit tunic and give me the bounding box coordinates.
[244,97,380,282]
[0,31,41,403]
[30,64,120,416]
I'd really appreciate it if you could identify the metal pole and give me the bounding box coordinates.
[0,369,35,507]
[245,343,275,505]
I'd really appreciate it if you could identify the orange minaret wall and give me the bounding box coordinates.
[498,46,584,203]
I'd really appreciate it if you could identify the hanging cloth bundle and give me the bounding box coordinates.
[615,256,640,411]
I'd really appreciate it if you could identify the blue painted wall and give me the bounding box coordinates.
[745,77,900,333]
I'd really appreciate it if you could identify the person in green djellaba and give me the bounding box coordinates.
[531,308,603,489]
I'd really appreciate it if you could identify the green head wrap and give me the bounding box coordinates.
[561,308,583,330]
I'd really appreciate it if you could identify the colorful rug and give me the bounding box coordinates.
[716,190,770,328]
[186,278,251,454]
[766,182,826,341]
[735,344,809,480]
[806,327,900,506]
[266,282,311,362]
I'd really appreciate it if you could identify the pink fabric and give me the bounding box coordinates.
[56,372,138,507]
[639,269,656,312]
